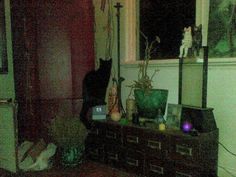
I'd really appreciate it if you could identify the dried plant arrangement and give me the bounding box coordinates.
[128,32,160,96]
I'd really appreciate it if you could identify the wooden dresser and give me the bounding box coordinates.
[85,120,219,177]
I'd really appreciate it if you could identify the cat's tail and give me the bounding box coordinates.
[80,102,93,129]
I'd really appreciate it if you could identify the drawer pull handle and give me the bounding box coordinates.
[107,152,118,161]
[126,157,139,167]
[176,171,192,177]
[91,128,99,135]
[106,131,117,139]
[127,135,139,144]
[176,145,192,156]
[89,149,99,156]
[147,140,161,150]
[150,164,164,174]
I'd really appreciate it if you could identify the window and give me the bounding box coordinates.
[124,0,209,62]
[138,0,196,60]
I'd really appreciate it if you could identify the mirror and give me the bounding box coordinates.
[179,56,204,107]
[0,0,8,74]
[178,0,210,108]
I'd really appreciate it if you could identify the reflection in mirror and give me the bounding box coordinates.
[0,0,8,74]
[181,63,203,107]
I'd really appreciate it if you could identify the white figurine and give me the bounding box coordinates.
[179,26,192,58]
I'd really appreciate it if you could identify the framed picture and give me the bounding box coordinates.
[166,104,182,130]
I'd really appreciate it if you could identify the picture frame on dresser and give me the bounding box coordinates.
[166,103,182,130]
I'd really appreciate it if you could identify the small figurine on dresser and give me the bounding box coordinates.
[179,26,193,58]
[155,109,166,131]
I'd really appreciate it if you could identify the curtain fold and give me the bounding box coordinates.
[70,0,95,99]
[13,0,95,140]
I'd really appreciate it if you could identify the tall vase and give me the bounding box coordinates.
[134,89,168,119]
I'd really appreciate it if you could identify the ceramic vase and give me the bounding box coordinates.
[61,146,84,167]
[134,89,168,119]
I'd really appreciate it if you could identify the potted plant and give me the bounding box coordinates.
[48,115,88,167]
[128,32,168,119]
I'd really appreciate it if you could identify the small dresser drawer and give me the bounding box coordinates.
[144,130,169,158]
[145,156,173,177]
[85,141,104,162]
[123,149,144,175]
[173,163,201,177]
[89,120,106,138]
[123,126,144,150]
[104,145,123,168]
[104,123,122,144]
[169,136,200,164]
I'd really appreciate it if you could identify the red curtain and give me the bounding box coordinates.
[70,0,95,99]
[13,0,95,140]
[12,0,41,140]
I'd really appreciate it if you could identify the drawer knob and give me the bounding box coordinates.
[147,140,161,150]
[89,149,99,156]
[176,145,192,156]
[90,128,99,135]
[176,171,192,177]
[107,152,118,161]
[126,157,139,167]
[126,135,139,144]
[150,164,164,174]
[106,131,117,139]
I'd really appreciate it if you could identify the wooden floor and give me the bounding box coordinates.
[0,161,138,177]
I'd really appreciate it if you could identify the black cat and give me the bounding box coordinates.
[80,58,112,129]
[192,25,202,57]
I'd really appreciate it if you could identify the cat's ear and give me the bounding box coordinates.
[198,24,202,29]
[99,58,106,65]
[186,26,190,31]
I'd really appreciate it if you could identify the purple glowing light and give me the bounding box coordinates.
[182,121,192,132]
